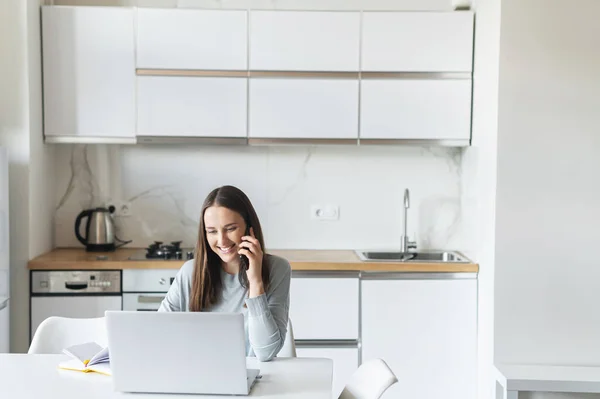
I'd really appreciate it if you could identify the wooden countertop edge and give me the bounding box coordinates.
[27,260,479,273]
[291,262,479,273]
[27,248,479,273]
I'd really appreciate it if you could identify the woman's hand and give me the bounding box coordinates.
[239,227,265,297]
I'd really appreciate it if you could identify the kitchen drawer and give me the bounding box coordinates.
[290,276,359,340]
[123,293,165,311]
[122,269,179,292]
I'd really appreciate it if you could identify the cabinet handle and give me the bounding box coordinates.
[138,295,165,304]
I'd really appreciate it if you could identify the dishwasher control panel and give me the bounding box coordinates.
[31,271,121,294]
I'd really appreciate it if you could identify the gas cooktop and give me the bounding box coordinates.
[128,241,195,261]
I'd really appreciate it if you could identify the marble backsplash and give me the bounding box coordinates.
[54,144,465,251]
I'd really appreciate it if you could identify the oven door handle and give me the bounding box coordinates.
[138,295,165,304]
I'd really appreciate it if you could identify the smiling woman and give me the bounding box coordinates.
[157,185,291,362]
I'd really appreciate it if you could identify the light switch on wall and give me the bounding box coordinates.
[310,205,340,221]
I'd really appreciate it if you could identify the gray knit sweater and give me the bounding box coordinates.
[157,254,291,361]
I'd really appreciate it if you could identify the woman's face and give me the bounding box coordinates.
[203,206,247,266]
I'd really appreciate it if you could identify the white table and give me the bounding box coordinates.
[495,364,600,399]
[0,354,333,399]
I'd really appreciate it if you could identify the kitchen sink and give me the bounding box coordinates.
[355,250,469,263]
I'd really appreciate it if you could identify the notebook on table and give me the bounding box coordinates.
[59,341,111,376]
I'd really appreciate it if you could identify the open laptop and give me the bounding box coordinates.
[105,311,260,395]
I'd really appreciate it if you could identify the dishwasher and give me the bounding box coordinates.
[30,270,122,341]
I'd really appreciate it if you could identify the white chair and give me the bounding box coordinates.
[278,318,296,357]
[28,316,107,354]
[338,358,398,399]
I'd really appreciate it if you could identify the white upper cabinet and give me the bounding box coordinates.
[250,11,360,71]
[41,6,135,141]
[137,76,247,138]
[361,12,474,72]
[249,78,359,139]
[136,8,247,70]
[360,79,472,140]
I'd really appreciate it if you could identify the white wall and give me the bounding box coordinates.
[464,0,501,398]
[495,1,600,398]
[0,0,54,353]
[0,0,32,355]
[28,0,56,263]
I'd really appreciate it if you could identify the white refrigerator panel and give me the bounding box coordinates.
[0,146,8,270]
[0,147,8,353]
[0,298,8,353]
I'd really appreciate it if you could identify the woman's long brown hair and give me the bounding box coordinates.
[189,185,270,311]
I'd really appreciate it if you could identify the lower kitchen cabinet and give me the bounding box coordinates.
[361,278,477,399]
[296,346,359,397]
[289,274,359,340]
[30,296,122,340]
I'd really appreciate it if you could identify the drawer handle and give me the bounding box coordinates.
[295,339,359,348]
[138,295,165,304]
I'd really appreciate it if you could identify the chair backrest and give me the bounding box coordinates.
[28,316,108,354]
[278,318,296,357]
[338,358,398,399]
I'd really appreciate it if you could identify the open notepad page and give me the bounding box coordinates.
[59,358,112,376]
[63,342,109,366]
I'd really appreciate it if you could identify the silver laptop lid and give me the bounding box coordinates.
[106,311,249,395]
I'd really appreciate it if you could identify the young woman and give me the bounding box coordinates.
[158,185,291,362]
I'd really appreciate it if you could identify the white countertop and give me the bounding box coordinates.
[495,364,600,393]
[1,354,333,399]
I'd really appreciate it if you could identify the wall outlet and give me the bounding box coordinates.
[114,201,132,217]
[311,205,340,221]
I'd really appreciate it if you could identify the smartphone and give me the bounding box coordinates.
[239,225,251,270]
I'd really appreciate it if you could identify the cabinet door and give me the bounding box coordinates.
[296,347,358,398]
[137,9,247,70]
[360,79,472,140]
[41,6,135,140]
[249,79,358,139]
[362,12,474,72]
[250,11,360,71]
[290,277,359,340]
[137,76,247,138]
[361,279,477,399]
[30,296,122,343]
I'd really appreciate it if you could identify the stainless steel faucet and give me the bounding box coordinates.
[400,188,417,253]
